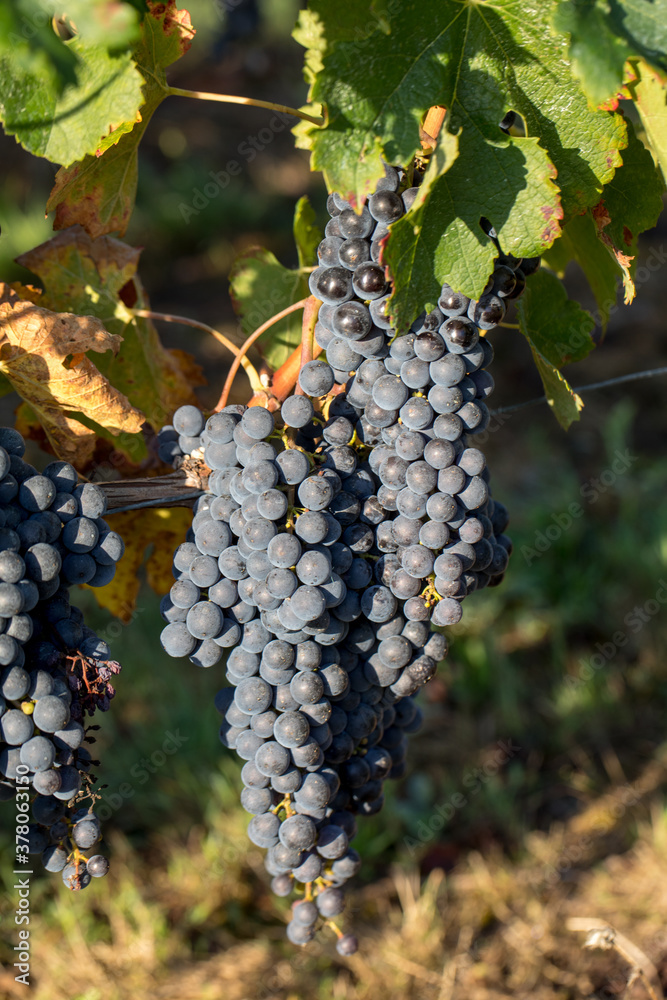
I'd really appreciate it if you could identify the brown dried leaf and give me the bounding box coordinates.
[592,202,636,304]
[16,227,205,436]
[0,284,145,466]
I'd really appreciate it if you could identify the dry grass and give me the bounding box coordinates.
[2,773,666,1000]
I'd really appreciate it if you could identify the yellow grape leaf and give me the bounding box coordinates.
[145,511,193,596]
[88,507,191,620]
[0,284,144,466]
[628,59,667,182]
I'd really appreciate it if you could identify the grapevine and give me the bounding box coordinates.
[0,0,665,978]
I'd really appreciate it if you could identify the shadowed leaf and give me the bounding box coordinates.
[516,270,594,429]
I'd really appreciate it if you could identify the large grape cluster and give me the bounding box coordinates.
[0,427,123,890]
[158,163,538,952]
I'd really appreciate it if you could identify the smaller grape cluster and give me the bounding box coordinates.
[0,427,124,889]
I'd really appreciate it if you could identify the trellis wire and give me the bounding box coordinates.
[104,367,667,513]
[491,366,667,416]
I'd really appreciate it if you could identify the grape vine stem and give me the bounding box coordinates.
[294,297,321,396]
[249,315,324,411]
[166,87,324,126]
[215,299,310,411]
[132,309,264,394]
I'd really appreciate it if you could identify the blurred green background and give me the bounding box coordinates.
[1,4,667,998]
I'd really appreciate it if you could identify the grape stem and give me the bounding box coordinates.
[215,299,311,411]
[294,297,321,396]
[166,87,325,126]
[249,331,324,411]
[131,309,264,394]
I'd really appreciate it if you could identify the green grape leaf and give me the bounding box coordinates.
[16,227,204,451]
[228,199,317,374]
[60,0,141,50]
[294,3,384,83]
[296,0,626,217]
[293,196,322,271]
[0,2,79,93]
[608,0,667,74]
[530,358,584,431]
[46,1,195,237]
[295,0,627,332]
[0,0,140,73]
[385,123,562,328]
[553,0,667,107]
[516,269,595,429]
[545,118,663,316]
[229,252,309,374]
[543,211,620,331]
[0,37,144,166]
[590,117,664,302]
[629,60,667,182]
[552,1,632,107]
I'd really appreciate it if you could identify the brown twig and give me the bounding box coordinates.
[215,299,310,412]
[247,322,324,411]
[131,309,264,393]
[96,463,208,513]
[294,296,321,395]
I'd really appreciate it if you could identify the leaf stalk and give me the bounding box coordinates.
[166,87,324,126]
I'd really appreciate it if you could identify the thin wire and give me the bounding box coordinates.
[491,366,667,416]
[109,492,205,515]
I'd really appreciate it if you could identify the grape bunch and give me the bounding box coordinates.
[0,427,124,889]
[158,163,538,951]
